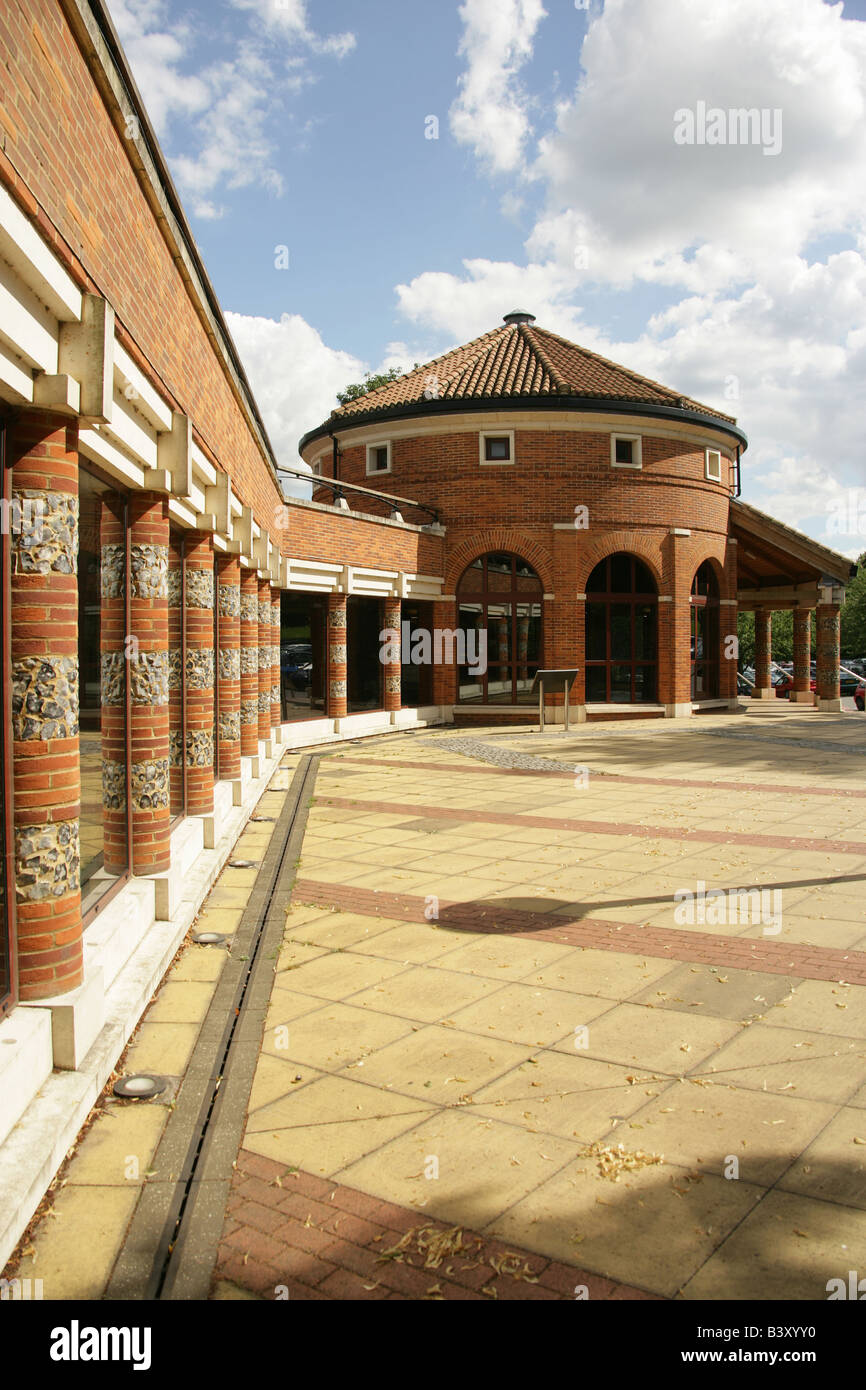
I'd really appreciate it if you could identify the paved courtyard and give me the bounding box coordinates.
[9,707,866,1301]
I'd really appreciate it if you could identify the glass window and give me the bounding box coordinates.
[79,465,129,916]
[584,553,658,704]
[456,554,543,704]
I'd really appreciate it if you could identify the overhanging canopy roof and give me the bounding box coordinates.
[732,498,856,608]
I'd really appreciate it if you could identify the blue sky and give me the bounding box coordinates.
[110,0,866,554]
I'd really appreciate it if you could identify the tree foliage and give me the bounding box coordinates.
[841,554,866,659]
[336,364,421,406]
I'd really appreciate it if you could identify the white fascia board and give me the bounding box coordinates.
[113,340,172,432]
[167,496,198,527]
[79,428,146,490]
[186,480,206,514]
[101,387,158,470]
[191,441,217,488]
[0,339,34,404]
[0,185,81,323]
[0,260,60,373]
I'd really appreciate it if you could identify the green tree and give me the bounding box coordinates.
[737,609,813,668]
[841,554,866,659]
[336,363,421,406]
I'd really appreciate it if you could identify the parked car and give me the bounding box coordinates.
[839,668,862,697]
[774,671,816,699]
[855,679,865,712]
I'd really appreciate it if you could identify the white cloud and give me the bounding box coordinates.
[108,0,356,216]
[399,0,866,546]
[530,0,866,289]
[450,0,547,174]
[225,311,364,466]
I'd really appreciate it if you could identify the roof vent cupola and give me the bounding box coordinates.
[502,310,536,326]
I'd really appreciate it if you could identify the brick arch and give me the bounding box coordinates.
[576,532,664,594]
[445,530,554,593]
[689,553,726,593]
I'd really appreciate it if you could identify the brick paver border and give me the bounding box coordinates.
[213,1149,661,1301]
[316,794,866,858]
[293,879,866,985]
[332,755,866,800]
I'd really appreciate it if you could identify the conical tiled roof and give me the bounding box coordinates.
[327,315,737,425]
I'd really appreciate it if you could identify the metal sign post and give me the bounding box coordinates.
[530,669,579,733]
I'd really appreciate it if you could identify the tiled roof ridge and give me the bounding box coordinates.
[520,322,568,393]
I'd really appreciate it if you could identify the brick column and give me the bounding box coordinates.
[9,412,81,999]
[816,603,841,710]
[257,577,271,743]
[168,537,184,815]
[270,588,281,732]
[327,593,348,718]
[216,555,241,778]
[752,608,774,699]
[184,532,215,815]
[382,596,402,713]
[128,493,170,873]
[431,598,456,707]
[240,570,259,756]
[792,607,814,704]
[100,494,128,875]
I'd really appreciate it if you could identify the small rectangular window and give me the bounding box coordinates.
[366,442,391,475]
[479,431,515,465]
[611,434,642,468]
[485,436,510,461]
[706,449,722,482]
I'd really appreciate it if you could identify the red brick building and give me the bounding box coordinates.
[301,312,855,724]
[0,0,854,1269]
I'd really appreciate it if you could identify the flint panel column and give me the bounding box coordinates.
[257,577,271,742]
[9,411,81,1000]
[100,495,128,875]
[270,588,281,731]
[816,603,841,710]
[327,593,348,719]
[129,494,170,874]
[184,532,215,815]
[167,537,184,814]
[383,597,402,713]
[752,608,773,698]
[240,570,259,756]
[217,556,241,778]
[792,607,814,704]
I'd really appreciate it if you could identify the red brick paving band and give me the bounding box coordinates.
[214,1149,661,1301]
[316,794,866,859]
[334,754,866,800]
[293,880,866,986]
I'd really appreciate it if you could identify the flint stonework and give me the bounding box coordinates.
[12,655,79,739]
[186,648,215,690]
[11,492,77,575]
[219,583,240,618]
[100,544,125,598]
[102,759,126,811]
[100,652,125,707]
[16,819,80,900]
[131,543,169,600]
[185,569,214,610]
[131,757,169,810]
[219,710,241,743]
[129,651,169,706]
[219,649,241,681]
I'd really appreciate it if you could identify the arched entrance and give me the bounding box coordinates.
[691,561,720,699]
[457,552,543,703]
[585,554,658,703]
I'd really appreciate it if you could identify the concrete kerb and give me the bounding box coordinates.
[106,755,319,1301]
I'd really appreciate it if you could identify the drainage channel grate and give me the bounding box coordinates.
[106,753,319,1301]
